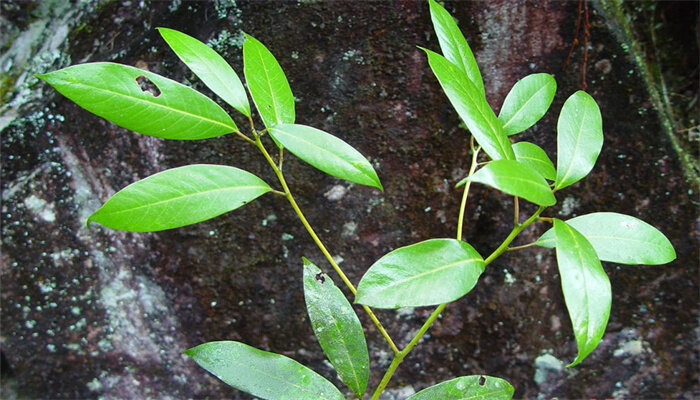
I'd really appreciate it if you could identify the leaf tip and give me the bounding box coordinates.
[183,347,196,358]
[565,357,583,368]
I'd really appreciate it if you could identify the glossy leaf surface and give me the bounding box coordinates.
[185,341,344,400]
[88,165,271,232]
[537,213,676,265]
[269,124,382,190]
[498,73,556,136]
[303,259,369,398]
[512,142,556,181]
[428,0,484,96]
[243,34,295,129]
[37,62,237,139]
[554,219,611,367]
[407,375,514,400]
[554,91,603,190]
[355,239,484,308]
[158,27,251,117]
[462,160,556,206]
[421,48,515,161]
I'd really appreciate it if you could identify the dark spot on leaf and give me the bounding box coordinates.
[315,272,325,283]
[478,376,486,386]
[135,75,161,97]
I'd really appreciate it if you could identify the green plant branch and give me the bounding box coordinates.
[234,129,255,144]
[371,205,546,399]
[507,242,539,252]
[371,136,489,399]
[456,138,481,242]
[513,196,520,226]
[253,134,400,355]
[370,302,447,400]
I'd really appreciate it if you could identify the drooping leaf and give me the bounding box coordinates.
[303,259,369,398]
[37,62,237,139]
[554,91,603,190]
[185,341,344,400]
[460,159,556,206]
[421,48,515,161]
[428,0,484,96]
[554,219,611,367]
[269,123,382,190]
[88,165,271,232]
[158,27,251,117]
[243,34,295,130]
[537,213,676,265]
[498,73,556,136]
[355,239,484,309]
[406,375,514,400]
[512,142,556,181]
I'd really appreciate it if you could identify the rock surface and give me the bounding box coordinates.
[1,1,697,399]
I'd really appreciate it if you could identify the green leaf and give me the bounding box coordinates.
[88,164,271,232]
[243,34,295,130]
[36,62,237,139]
[303,259,369,398]
[407,375,514,400]
[498,73,556,136]
[355,239,484,308]
[554,219,611,367]
[554,91,603,190]
[185,341,344,400]
[428,0,484,96]
[537,213,676,265]
[512,142,556,181]
[269,123,382,190]
[158,27,251,117]
[421,48,515,161]
[461,159,556,206]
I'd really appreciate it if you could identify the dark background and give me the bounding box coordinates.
[1,1,698,399]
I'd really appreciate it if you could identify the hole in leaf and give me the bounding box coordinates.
[478,376,486,386]
[315,272,325,284]
[135,75,161,97]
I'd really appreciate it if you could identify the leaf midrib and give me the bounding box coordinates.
[96,184,268,217]
[63,74,236,132]
[176,34,247,113]
[273,127,367,178]
[224,352,340,399]
[374,257,482,293]
[251,44,285,126]
[501,82,551,131]
[311,294,363,394]
[443,61,511,159]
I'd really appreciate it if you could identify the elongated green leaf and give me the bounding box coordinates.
[537,213,676,265]
[498,73,556,136]
[269,123,382,190]
[554,219,611,367]
[37,62,237,139]
[554,91,603,190]
[185,341,344,400]
[428,0,484,96]
[355,239,484,308]
[88,165,271,232]
[243,34,295,130]
[158,27,251,117]
[407,375,514,400]
[512,142,556,181]
[421,48,515,161]
[303,259,369,398]
[461,159,556,206]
